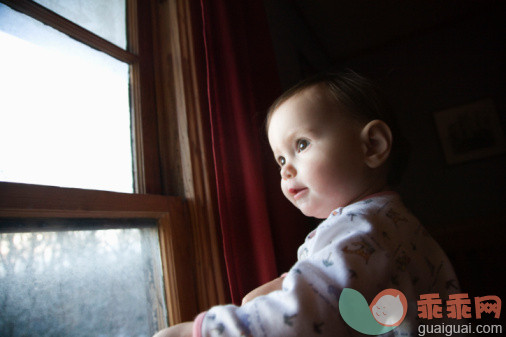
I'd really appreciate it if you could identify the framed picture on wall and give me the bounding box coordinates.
[433,98,506,164]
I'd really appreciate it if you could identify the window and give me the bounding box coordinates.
[0,0,227,335]
[0,219,165,337]
[0,2,133,192]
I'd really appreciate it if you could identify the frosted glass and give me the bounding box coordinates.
[34,0,127,49]
[0,4,133,193]
[0,219,167,337]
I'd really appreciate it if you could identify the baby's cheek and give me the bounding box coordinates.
[306,161,328,187]
[280,180,286,194]
[280,182,292,201]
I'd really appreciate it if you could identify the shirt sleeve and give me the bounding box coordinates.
[199,259,351,336]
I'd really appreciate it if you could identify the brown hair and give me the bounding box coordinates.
[266,70,410,186]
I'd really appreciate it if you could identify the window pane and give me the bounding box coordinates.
[0,4,134,193]
[0,219,167,337]
[33,0,127,49]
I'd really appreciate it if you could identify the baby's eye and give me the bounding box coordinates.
[277,156,286,167]
[296,139,310,152]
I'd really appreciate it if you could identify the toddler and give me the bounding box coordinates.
[154,70,460,337]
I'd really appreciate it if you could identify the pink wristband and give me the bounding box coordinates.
[192,311,207,337]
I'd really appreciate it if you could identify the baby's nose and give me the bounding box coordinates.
[281,163,296,180]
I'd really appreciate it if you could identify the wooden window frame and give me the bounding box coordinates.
[0,0,227,328]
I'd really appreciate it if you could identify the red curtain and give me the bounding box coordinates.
[199,0,282,304]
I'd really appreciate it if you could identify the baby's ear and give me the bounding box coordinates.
[360,120,392,168]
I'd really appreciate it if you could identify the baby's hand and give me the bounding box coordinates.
[241,274,287,305]
[152,322,193,337]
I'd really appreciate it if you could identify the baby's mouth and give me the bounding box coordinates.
[289,187,308,200]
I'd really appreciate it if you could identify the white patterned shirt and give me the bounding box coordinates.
[194,192,460,337]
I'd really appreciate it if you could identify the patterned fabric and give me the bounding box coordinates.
[196,192,460,337]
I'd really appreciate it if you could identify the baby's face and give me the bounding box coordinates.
[267,85,372,218]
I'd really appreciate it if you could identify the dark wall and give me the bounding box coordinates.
[344,7,505,227]
[264,1,505,299]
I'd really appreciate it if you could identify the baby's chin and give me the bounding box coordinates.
[286,194,333,219]
[297,204,330,219]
